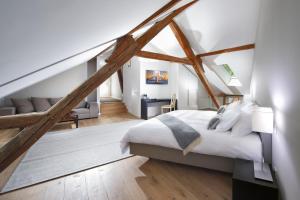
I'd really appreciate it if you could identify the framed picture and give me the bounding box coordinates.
[146,70,168,84]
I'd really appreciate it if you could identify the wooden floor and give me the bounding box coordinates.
[0,113,232,200]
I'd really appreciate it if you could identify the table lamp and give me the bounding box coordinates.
[252,107,274,182]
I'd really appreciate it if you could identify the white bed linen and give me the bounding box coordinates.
[121,110,262,162]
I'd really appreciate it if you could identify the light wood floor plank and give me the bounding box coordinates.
[85,167,108,200]
[43,178,65,200]
[118,157,148,200]
[164,161,231,200]
[100,160,137,200]
[64,172,88,200]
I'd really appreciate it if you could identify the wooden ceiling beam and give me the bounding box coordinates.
[95,0,183,61]
[0,0,198,173]
[128,0,182,35]
[135,0,198,49]
[136,50,192,65]
[0,113,46,129]
[169,20,220,108]
[196,43,255,58]
[168,21,202,70]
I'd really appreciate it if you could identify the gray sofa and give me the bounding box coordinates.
[0,97,99,120]
[73,101,99,119]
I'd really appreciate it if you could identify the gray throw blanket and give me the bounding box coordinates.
[157,114,201,155]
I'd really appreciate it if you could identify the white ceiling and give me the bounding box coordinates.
[0,0,261,97]
[144,0,261,94]
[0,0,168,86]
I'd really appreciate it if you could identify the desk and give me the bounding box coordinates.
[141,98,177,120]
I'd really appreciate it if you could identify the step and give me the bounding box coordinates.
[100,102,128,114]
[101,103,126,108]
[101,105,127,111]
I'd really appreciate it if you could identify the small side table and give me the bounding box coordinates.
[232,159,279,200]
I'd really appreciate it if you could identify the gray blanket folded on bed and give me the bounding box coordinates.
[157,114,201,155]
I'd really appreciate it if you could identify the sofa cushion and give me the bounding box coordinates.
[73,108,90,114]
[31,97,51,112]
[49,97,63,106]
[11,98,35,114]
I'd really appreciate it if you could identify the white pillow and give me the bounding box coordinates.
[240,100,254,112]
[225,101,241,112]
[216,110,241,132]
[231,101,255,136]
[231,111,252,137]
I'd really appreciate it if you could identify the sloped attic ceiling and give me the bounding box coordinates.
[142,26,233,95]
[0,0,169,97]
[143,0,261,95]
[0,0,261,98]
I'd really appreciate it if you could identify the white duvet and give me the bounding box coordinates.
[121,110,262,162]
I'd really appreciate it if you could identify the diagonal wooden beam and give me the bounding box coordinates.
[128,0,182,35]
[0,0,188,131]
[196,44,255,58]
[0,0,198,172]
[0,1,182,126]
[169,20,220,108]
[0,113,46,129]
[136,50,192,65]
[0,35,138,171]
[135,1,198,48]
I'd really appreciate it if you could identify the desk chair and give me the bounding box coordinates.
[161,94,176,114]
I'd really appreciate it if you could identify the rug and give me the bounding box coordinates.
[1,120,142,193]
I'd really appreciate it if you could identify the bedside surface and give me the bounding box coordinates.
[232,159,279,200]
[233,159,278,188]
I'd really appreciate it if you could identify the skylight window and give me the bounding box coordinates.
[223,64,242,87]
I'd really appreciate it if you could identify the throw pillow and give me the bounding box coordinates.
[216,110,241,132]
[31,97,51,112]
[11,98,34,114]
[225,101,241,112]
[217,106,226,114]
[49,97,63,106]
[207,116,221,130]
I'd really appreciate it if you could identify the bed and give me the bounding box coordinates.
[121,110,271,173]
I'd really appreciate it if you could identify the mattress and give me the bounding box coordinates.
[121,110,263,162]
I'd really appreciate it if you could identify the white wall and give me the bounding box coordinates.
[97,57,122,100]
[251,0,300,199]
[99,78,112,97]
[87,58,97,102]
[177,65,206,110]
[111,72,122,100]
[4,63,87,104]
[123,57,211,117]
[139,59,177,99]
[123,58,141,117]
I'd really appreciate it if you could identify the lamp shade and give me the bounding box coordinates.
[252,107,274,134]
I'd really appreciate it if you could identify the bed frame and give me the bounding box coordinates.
[129,132,272,173]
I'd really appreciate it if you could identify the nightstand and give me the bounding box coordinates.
[232,159,279,200]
